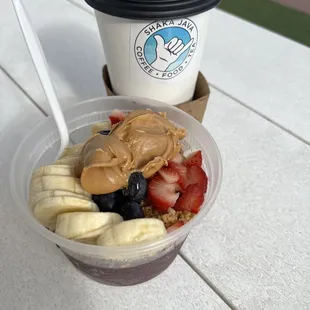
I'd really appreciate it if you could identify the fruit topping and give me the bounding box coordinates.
[60,143,84,158]
[158,167,180,184]
[174,184,204,214]
[92,190,125,213]
[55,156,80,166]
[97,218,166,246]
[29,108,209,247]
[55,212,123,240]
[183,150,202,167]
[168,161,188,191]
[98,130,110,135]
[187,165,208,193]
[33,196,99,231]
[91,121,111,136]
[171,152,185,164]
[119,201,145,221]
[30,175,89,196]
[124,172,147,202]
[167,221,184,233]
[109,109,126,125]
[147,175,180,212]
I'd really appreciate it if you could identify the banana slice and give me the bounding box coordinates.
[97,218,167,246]
[72,226,108,245]
[55,212,123,240]
[32,164,75,178]
[30,190,91,209]
[54,155,80,166]
[91,121,111,136]
[60,143,84,158]
[33,197,98,230]
[30,175,90,196]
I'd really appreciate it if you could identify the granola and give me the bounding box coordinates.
[142,205,195,228]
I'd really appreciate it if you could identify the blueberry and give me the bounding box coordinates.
[98,130,110,135]
[125,172,147,202]
[92,190,125,213]
[119,201,145,221]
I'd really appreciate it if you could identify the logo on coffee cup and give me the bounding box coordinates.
[134,19,198,80]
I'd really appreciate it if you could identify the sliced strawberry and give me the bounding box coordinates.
[109,109,125,125]
[171,152,185,164]
[174,184,204,213]
[158,167,179,184]
[187,165,208,193]
[147,175,180,212]
[168,162,188,191]
[167,221,184,233]
[183,151,202,167]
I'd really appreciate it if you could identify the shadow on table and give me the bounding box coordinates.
[37,22,107,103]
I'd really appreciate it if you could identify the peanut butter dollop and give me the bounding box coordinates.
[77,110,186,194]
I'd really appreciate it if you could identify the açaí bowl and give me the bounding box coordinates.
[10,97,222,286]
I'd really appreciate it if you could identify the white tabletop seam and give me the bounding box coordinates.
[0,65,48,117]
[180,252,236,310]
[210,82,310,147]
[1,67,79,148]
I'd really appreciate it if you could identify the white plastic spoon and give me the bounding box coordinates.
[12,0,69,159]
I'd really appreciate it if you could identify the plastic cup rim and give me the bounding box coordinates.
[10,96,223,256]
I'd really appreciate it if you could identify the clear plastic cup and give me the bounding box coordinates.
[10,97,222,286]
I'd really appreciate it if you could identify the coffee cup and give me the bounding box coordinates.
[85,0,221,105]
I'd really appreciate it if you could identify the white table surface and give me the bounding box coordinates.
[1,0,310,309]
